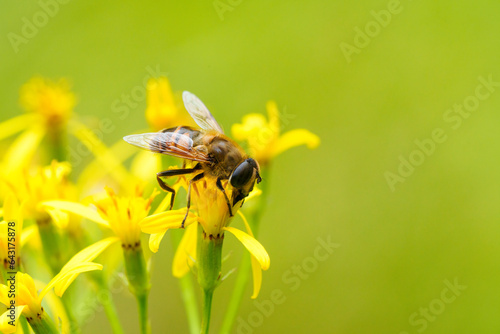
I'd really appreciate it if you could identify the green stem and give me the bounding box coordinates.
[37,218,65,275]
[94,273,125,334]
[197,225,224,334]
[37,218,80,332]
[136,292,149,334]
[201,289,214,334]
[76,230,124,334]
[123,243,151,334]
[20,316,30,334]
[28,311,59,334]
[171,231,200,334]
[62,296,81,334]
[47,124,67,162]
[219,168,270,334]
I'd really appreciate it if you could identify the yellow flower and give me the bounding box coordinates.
[19,77,75,128]
[42,187,157,332]
[145,77,194,131]
[0,77,135,185]
[0,257,102,331]
[3,161,76,229]
[94,186,159,247]
[0,77,75,174]
[232,101,320,165]
[0,194,35,272]
[42,185,158,248]
[140,179,270,298]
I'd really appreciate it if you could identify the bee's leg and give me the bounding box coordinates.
[181,172,205,228]
[157,164,202,210]
[216,177,233,217]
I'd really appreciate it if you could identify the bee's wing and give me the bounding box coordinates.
[182,91,224,134]
[123,132,211,162]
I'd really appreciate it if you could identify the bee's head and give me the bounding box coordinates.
[229,158,262,197]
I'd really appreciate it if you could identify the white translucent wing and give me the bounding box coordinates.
[182,91,224,134]
[123,132,210,162]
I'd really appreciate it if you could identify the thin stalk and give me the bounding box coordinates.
[136,292,150,334]
[94,273,125,334]
[37,218,65,275]
[123,244,151,334]
[47,124,67,162]
[201,289,214,334]
[28,311,59,334]
[20,316,30,334]
[218,255,251,334]
[76,229,124,334]
[197,225,223,334]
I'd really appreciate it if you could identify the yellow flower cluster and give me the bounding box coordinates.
[0,75,319,334]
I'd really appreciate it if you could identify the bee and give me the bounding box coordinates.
[124,91,262,227]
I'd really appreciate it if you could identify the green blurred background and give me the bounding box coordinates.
[2,0,500,333]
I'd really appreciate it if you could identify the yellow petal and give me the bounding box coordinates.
[149,232,166,253]
[0,306,26,333]
[54,237,119,296]
[45,207,69,229]
[172,223,197,277]
[153,194,174,215]
[0,114,33,141]
[39,278,70,334]
[266,101,280,136]
[3,193,19,223]
[250,255,262,299]
[140,208,198,234]
[271,129,320,159]
[40,200,110,227]
[39,262,103,300]
[237,211,263,298]
[245,186,262,202]
[20,225,36,248]
[231,114,267,141]
[0,285,9,306]
[2,125,45,174]
[223,226,270,270]
[131,150,161,182]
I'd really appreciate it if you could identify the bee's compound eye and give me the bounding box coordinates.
[230,161,254,188]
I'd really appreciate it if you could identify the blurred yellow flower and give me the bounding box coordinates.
[0,193,35,273]
[232,101,320,165]
[145,77,194,131]
[140,180,269,298]
[19,77,75,128]
[0,258,102,332]
[3,161,76,230]
[0,77,75,174]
